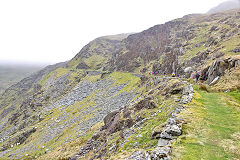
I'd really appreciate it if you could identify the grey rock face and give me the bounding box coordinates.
[200,58,240,84]
[184,67,192,73]
[209,76,220,86]
[158,139,170,147]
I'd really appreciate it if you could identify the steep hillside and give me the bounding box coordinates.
[68,34,132,70]
[0,9,240,160]
[70,10,240,86]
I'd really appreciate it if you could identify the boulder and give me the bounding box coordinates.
[164,125,182,136]
[205,58,239,84]
[134,97,156,111]
[209,76,220,86]
[200,66,209,81]
[184,67,192,73]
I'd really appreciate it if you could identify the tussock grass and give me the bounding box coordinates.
[199,84,209,92]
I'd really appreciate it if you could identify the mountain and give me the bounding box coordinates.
[67,33,132,70]
[0,9,240,160]
[207,0,240,14]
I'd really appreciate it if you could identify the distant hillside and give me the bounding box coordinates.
[208,0,240,14]
[0,65,44,94]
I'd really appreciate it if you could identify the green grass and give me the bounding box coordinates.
[84,54,107,70]
[226,91,240,103]
[110,72,141,93]
[172,88,240,159]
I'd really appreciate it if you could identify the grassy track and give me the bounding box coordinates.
[172,87,240,160]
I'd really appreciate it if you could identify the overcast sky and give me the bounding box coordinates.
[0,0,227,65]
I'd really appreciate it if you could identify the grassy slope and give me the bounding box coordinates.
[172,87,240,159]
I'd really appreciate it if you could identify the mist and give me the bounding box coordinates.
[0,0,227,65]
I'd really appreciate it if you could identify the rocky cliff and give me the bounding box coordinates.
[69,10,240,85]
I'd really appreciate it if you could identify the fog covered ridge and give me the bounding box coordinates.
[0,64,45,94]
[208,0,240,14]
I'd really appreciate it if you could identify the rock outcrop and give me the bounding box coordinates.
[201,57,240,84]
